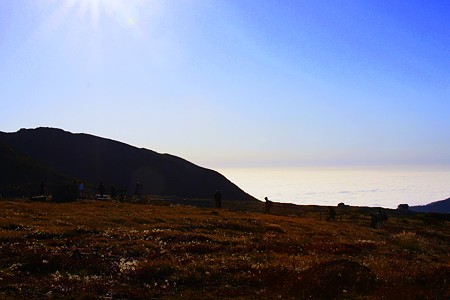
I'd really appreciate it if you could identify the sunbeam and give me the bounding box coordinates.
[57,0,143,31]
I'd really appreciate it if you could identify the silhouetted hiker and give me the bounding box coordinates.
[78,182,84,199]
[110,185,117,199]
[371,208,387,228]
[370,212,379,228]
[39,182,45,196]
[264,197,273,214]
[327,207,336,221]
[379,208,388,224]
[98,182,105,198]
[134,181,143,198]
[214,190,222,208]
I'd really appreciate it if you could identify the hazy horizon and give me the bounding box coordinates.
[218,166,450,208]
[1,1,449,168]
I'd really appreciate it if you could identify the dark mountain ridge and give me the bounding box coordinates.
[0,127,256,201]
[410,198,450,214]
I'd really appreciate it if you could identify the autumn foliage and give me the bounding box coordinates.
[0,198,448,299]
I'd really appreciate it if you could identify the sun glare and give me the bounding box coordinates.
[61,0,141,30]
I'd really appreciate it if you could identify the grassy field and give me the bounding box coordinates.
[0,197,448,299]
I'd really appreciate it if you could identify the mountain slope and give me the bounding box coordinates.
[410,198,450,214]
[0,128,256,201]
[0,139,67,185]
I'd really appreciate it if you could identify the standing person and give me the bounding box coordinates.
[78,181,84,199]
[370,208,387,228]
[370,212,379,228]
[214,190,222,208]
[264,197,273,214]
[134,181,143,198]
[378,208,388,227]
[110,185,117,199]
[327,207,336,221]
[39,182,45,196]
[98,182,105,198]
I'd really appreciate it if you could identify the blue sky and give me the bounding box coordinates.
[1,0,449,168]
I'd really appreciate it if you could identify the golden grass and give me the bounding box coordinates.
[0,198,448,299]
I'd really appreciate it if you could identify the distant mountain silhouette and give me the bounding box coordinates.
[410,198,450,214]
[0,128,256,201]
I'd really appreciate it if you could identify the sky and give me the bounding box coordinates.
[1,0,449,169]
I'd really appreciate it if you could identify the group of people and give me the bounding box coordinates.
[96,182,137,199]
[37,181,389,228]
[97,182,126,199]
[327,205,388,228]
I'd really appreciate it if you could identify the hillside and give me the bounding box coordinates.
[0,140,67,185]
[410,198,450,214]
[0,128,255,201]
[0,198,448,299]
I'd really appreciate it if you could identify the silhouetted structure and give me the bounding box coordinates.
[337,202,346,209]
[397,204,409,211]
[264,197,273,214]
[214,190,222,208]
